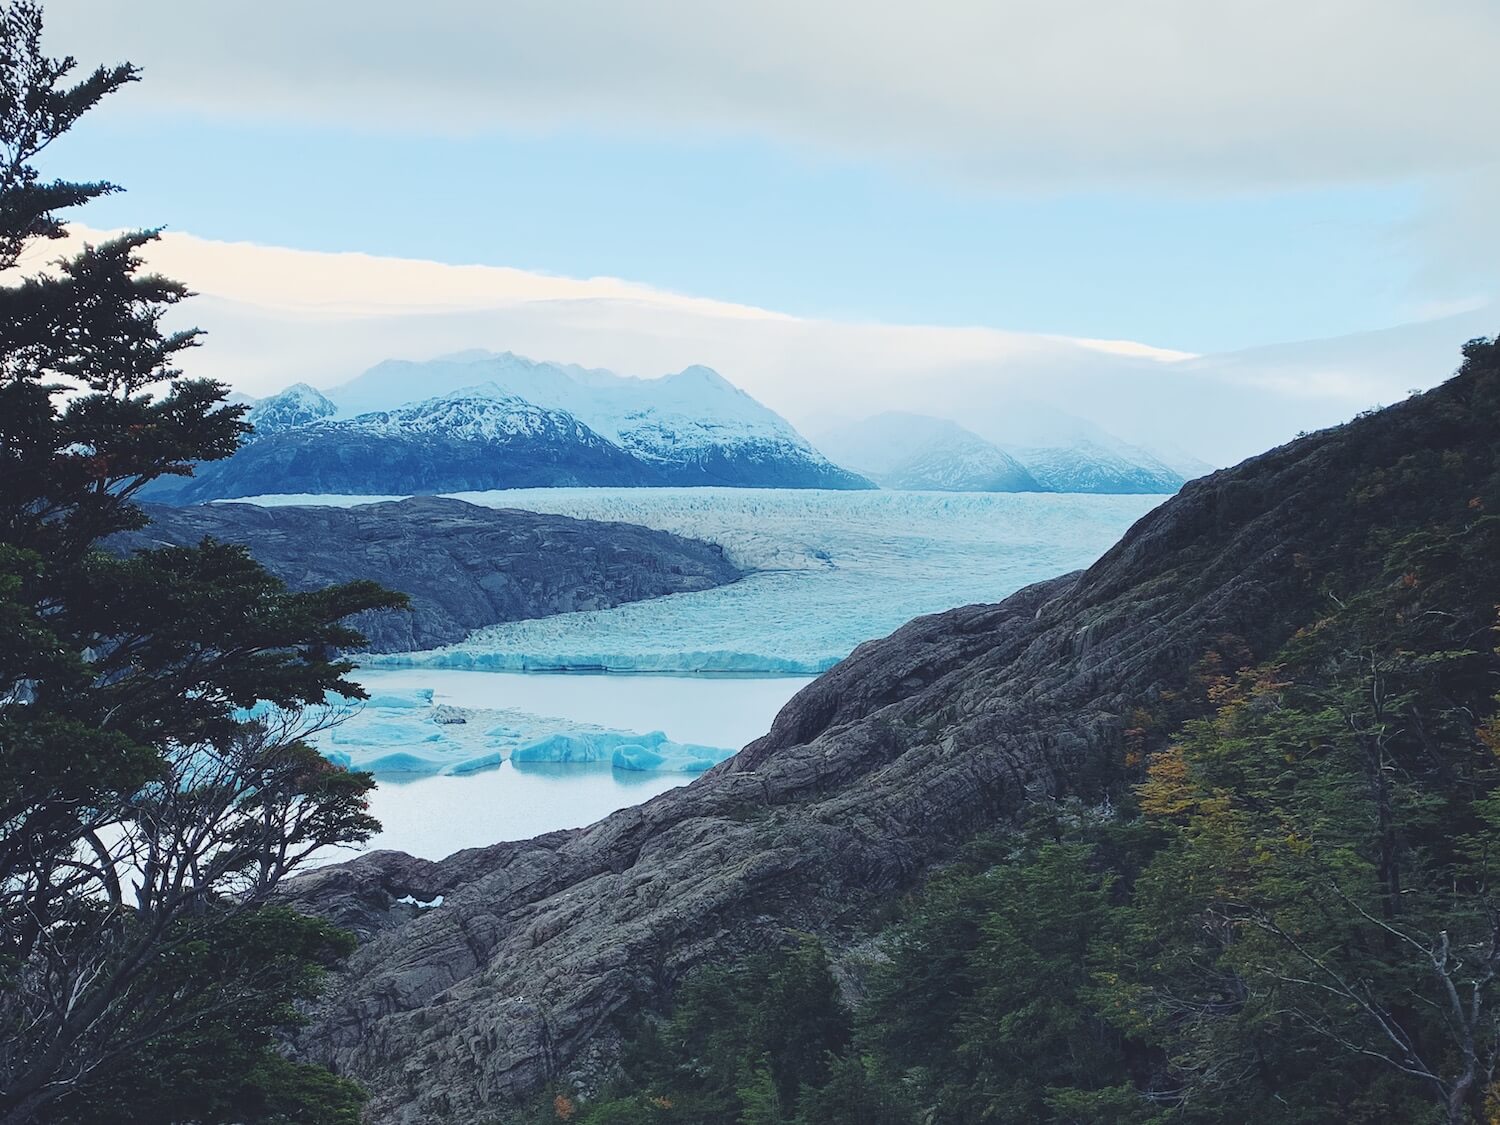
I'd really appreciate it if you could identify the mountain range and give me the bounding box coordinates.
[814,409,1194,494]
[147,350,1198,502]
[145,353,874,502]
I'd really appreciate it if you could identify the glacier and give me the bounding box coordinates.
[341,488,1167,675]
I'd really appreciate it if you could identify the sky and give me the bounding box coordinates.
[26,1,1500,462]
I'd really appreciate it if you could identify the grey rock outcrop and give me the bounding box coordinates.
[284,360,1499,1122]
[112,496,742,652]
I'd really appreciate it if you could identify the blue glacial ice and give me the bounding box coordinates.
[510,728,734,773]
[610,742,733,773]
[349,488,1166,675]
[360,689,434,709]
[511,728,667,764]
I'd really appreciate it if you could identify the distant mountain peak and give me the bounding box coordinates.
[667,364,734,388]
[816,409,1189,494]
[244,382,337,438]
[814,413,1040,493]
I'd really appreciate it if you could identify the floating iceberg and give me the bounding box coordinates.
[508,729,733,773]
[358,689,434,710]
[299,683,736,780]
[611,742,734,773]
[513,729,669,764]
[358,750,453,776]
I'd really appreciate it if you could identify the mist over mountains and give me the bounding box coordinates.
[815,409,1195,494]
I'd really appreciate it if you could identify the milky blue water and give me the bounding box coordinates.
[321,668,810,859]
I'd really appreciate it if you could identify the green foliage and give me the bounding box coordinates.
[864,841,1139,1123]
[0,3,403,1120]
[51,909,367,1125]
[560,940,895,1125]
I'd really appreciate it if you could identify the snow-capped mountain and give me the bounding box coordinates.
[814,413,1043,492]
[1007,440,1185,494]
[814,410,1188,494]
[148,353,872,502]
[149,391,659,503]
[324,352,861,488]
[349,391,608,445]
[243,383,337,437]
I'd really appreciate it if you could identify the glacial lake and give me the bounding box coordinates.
[315,668,814,861]
[263,490,1169,860]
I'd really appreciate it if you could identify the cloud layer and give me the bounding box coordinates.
[48,1,1500,191]
[43,227,1491,469]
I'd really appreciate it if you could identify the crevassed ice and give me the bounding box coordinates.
[349,488,1167,675]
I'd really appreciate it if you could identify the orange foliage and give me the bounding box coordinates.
[1138,745,1196,818]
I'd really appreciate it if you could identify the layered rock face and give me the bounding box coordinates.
[113,496,741,652]
[285,356,1499,1122]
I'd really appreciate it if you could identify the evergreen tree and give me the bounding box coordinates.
[0,2,403,1119]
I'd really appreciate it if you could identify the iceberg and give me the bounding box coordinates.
[611,742,734,773]
[300,682,736,780]
[512,729,669,764]
[448,752,504,775]
[354,689,433,709]
[511,728,733,773]
[359,750,452,776]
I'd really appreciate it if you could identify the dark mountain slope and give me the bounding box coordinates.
[285,341,1500,1122]
[112,497,741,652]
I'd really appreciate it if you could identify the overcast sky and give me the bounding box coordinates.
[38,0,1498,355]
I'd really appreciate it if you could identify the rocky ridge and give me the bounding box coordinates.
[112,496,742,652]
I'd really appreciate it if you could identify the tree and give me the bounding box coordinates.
[0,2,404,1119]
[1120,505,1500,1122]
[862,839,1142,1125]
[569,940,862,1125]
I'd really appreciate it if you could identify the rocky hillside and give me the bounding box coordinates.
[285,343,1499,1122]
[112,497,741,652]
